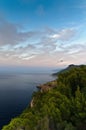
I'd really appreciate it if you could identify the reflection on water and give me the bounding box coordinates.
[0,73,55,129]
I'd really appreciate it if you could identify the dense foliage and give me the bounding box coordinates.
[2,65,86,130]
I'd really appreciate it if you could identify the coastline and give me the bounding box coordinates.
[2,75,56,130]
[2,64,86,130]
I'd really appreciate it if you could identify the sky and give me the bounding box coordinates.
[0,0,86,69]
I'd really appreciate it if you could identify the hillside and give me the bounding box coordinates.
[2,65,86,130]
[53,64,85,76]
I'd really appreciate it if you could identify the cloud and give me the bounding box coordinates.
[51,29,76,41]
[34,28,76,55]
[20,54,36,60]
[0,18,76,49]
[0,18,38,46]
[44,27,56,35]
[0,18,81,67]
[0,43,37,62]
[38,36,57,53]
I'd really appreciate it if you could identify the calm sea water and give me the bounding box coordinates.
[0,73,55,129]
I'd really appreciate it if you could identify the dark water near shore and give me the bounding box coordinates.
[0,73,55,129]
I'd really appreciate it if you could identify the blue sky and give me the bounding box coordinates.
[0,0,86,68]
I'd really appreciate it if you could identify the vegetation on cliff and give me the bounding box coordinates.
[2,65,86,130]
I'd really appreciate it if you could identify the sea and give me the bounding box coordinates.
[0,70,56,129]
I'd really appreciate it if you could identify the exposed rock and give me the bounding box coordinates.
[37,80,57,92]
[30,98,34,108]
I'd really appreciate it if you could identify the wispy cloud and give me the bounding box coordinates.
[51,29,76,41]
[0,18,85,66]
[0,18,38,46]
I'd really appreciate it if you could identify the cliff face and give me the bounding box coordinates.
[2,65,86,130]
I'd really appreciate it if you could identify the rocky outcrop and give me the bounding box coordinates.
[37,80,57,92]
